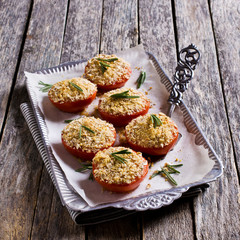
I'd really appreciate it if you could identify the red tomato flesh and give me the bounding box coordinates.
[98,100,150,127]
[49,90,97,113]
[61,128,116,161]
[92,159,149,193]
[126,129,179,156]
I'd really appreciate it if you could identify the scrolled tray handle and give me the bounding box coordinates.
[167,44,200,116]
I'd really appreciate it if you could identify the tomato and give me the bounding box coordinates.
[126,129,179,156]
[92,158,148,193]
[98,100,150,127]
[49,90,97,113]
[85,65,132,91]
[61,126,116,161]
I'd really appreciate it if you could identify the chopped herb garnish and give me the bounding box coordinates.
[75,163,92,172]
[96,57,118,62]
[162,168,177,186]
[150,163,183,185]
[79,126,82,138]
[38,81,53,92]
[99,62,108,73]
[150,114,163,128]
[110,90,140,99]
[69,81,83,92]
[75,163,94,181]
[136,71,146,89]
[111,154,128,164]
[112,149,132,155]
[64,119,74,123]
[82,125,95,134]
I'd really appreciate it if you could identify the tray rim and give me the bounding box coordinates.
[23,51,224,216]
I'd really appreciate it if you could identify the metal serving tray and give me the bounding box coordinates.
[21,52,223,225]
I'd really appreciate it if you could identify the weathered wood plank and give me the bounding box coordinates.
[0,0,31,133]
[100,0,138,53]
[174,0,240,239]
[0,0,70,239]
[210,0,240,174]
[139,0,195,239]
[61,0,103,62]
[86,0,141,238]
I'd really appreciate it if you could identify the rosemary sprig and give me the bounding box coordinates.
[99,62,108,73]
[38,81,53,92]
[96,57,118,62]
[111,154,128,164]
[69,81,83,92]
[82,125,95,134]
[162,168,177,186]
[75,163,94,181]
[99,61,110,67]
[150,114,163,128]
[79,126,82,138]
[112,149,132,155]
[64,119,74,123]
[150,163,183,185]
[75,163,92,172]
[136,71,146,89]
[110,90,140,99]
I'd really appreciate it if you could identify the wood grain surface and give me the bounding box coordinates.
[0,0,239,239]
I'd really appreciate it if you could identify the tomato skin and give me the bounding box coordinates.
[126,129,179,156]
[98,100,150,127]
[92,159,149,193]
[61,129,116,161]
[49,90,97,113]
[85,66,132,91]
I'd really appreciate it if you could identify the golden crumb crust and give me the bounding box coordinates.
[92,147,148,184]
[125,113,178,148]
[84,54,131,86]
[98,88,150,116]
[62,117,116,153]
[48,77,97,103]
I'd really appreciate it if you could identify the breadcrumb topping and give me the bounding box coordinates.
[93,147,148,184]
[62,117,116,153]
[125,113,178,148]
[48,77,97,103]
[98,88,150,116]
[84,54,131,86]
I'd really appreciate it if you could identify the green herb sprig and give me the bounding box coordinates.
[75,163,94,181]
[38,81,53,92]
[136,71,146,89]
[78,125,95,138]
[110,149,131,164]
[150,114,163,128]
[69,81,83,92]
[150,163,183,186]
[96,58,118,62]
[110,90,140,99]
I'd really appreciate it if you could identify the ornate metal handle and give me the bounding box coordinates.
[167,44,200,116]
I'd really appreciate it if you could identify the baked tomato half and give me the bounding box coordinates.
[84,54,131,91]
[61,117,116,161]
[125,113,179,156]
[98,88,150,127]
[48,77,97,113]
[92,147,149,193]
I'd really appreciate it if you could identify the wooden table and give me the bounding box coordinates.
[0,0,239,239]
